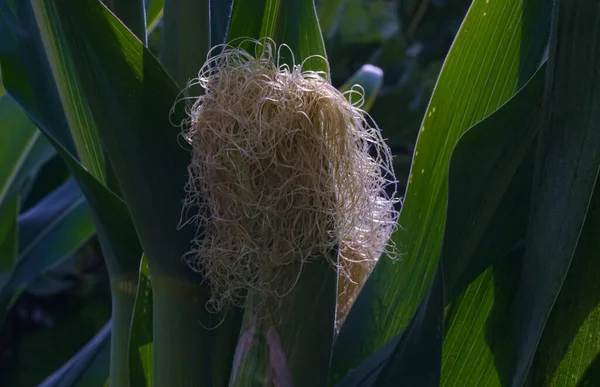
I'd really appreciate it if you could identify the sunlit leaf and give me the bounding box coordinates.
[332,0,551,380]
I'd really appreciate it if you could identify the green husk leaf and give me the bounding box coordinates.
[227,0,328,75]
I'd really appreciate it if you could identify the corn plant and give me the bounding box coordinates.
[1,0,600,386]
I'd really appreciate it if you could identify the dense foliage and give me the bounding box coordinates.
[2,0,599,386]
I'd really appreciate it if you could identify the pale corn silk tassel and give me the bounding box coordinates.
[176,38,400,323]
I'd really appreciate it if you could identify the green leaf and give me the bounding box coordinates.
[440,65,545,385]
[0,95,54,290]
[1,0,143,277]
[231,260,337,386]
[332,0,551,379]
[44,0,192,280]
[442,0,600,384]
[146,0,164,35]
[526,182,600,386]
[29,1,108,183]
[373,268,445,386]
[267,262,336,385]
[0,2,77,157]
[41,1,241,384]
[344,55,542,387]
[160,0,210,87]
[2,4,143,385]
[57,141,142,278]
[503,1,600,384]
[334,336,401,387]
[442,260,515,386]
[1,105,139,386]
[128,255,153,387]
[225,0,265,44]
[39,321,111,387]
[0,179,95,323]
[442,63,545,299]
[227,0,329,75]
[0,96,55,211]
[338,64,384,112]
[44,134,142,386]
[20,154,71,211]
[103,0,147,44]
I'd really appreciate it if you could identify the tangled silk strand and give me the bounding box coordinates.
[179,39,399,312]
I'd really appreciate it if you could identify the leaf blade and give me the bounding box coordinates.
[440,66,545,386]
[505,1,600,384]
[146,0,164,35]
[44,1,242,384]
[160,0,210,87]
[30,0,107,183]
[332,0,551,379]
[227,0,329,75]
